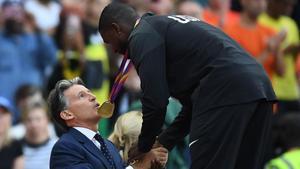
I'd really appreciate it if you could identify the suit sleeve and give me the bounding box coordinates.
[129,32,170,153]
[50,141,93,169]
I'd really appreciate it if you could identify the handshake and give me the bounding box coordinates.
[108,111,168,169]
[128,140,168,169]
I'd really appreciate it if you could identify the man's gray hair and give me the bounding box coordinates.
[47,77,85,131]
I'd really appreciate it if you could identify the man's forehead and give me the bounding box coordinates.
[64,85,86,97]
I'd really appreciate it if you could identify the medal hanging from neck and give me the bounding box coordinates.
[97,51,132,118]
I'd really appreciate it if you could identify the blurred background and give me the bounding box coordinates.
[0,0,299,169]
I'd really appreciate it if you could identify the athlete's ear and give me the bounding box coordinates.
[112,23,122,35]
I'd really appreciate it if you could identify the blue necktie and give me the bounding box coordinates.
[94,133,116,169]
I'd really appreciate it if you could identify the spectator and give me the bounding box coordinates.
[117,0,150,16]
[0,96,23,169]
[49,9,86,91]
[176,1,203,19]
[202,0,240,28]
[51,0,109,109]
[149,0,174,15]
[0,0,57,122]
[82,0,111,108]
[108,111,146,162]
[24,0,61,35]
[10,84,57,140]
[224,0,285,79]
[82,0,112,137]
[265,113,300,169]
[259,0,300,113]
[21,102,57,169]
[61,0,88,18]
[291,0,300,29]
[15,85,44,118]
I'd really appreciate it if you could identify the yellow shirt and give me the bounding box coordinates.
[259,13,300,100]
[265,149,300,169]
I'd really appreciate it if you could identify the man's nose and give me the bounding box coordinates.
[88,93,96,101]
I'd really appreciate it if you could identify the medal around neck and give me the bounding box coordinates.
[97,52,130,118]
[97,101,115,118]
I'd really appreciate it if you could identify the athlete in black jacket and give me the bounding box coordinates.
[99,3,276,169]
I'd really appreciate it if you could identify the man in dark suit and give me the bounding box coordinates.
[47,77,167,169]
[98,3,276,169]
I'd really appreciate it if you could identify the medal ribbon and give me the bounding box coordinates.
[108,19,140,102]
[109,51,132,102]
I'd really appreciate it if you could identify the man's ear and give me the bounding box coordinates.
[60,110,74,121]
[112,23,122,35]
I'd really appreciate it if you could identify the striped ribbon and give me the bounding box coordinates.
[109,51,132,102]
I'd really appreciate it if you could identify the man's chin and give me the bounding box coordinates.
[93,114,101,123]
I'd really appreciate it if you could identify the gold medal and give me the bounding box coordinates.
[98,51,130,119]
[97,100,115,118]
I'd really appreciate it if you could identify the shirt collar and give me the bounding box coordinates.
[74,127,97,141]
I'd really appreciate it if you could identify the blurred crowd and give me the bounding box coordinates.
[0,0,299,169]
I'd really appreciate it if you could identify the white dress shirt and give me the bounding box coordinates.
[74,127,101,149]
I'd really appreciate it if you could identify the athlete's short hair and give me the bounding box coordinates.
[98,2,138,32]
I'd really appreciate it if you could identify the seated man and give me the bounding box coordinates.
[47,77,167,169]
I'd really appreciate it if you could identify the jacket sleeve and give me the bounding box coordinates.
[129,31,170,153]
[50,141,93,169]
[158,99,192,150]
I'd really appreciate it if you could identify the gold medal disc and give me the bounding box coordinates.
[97,101,115,118]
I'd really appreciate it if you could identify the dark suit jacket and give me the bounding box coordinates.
[128,13,276,152]
[50,128,125,169]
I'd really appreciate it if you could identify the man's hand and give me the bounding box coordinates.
[152,138,164,149]
[131,147,168,169]
[266,29,286,54]
[151,147,168,167]
[128,144,146,163]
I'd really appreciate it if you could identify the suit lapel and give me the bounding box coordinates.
[69,128,111,169]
